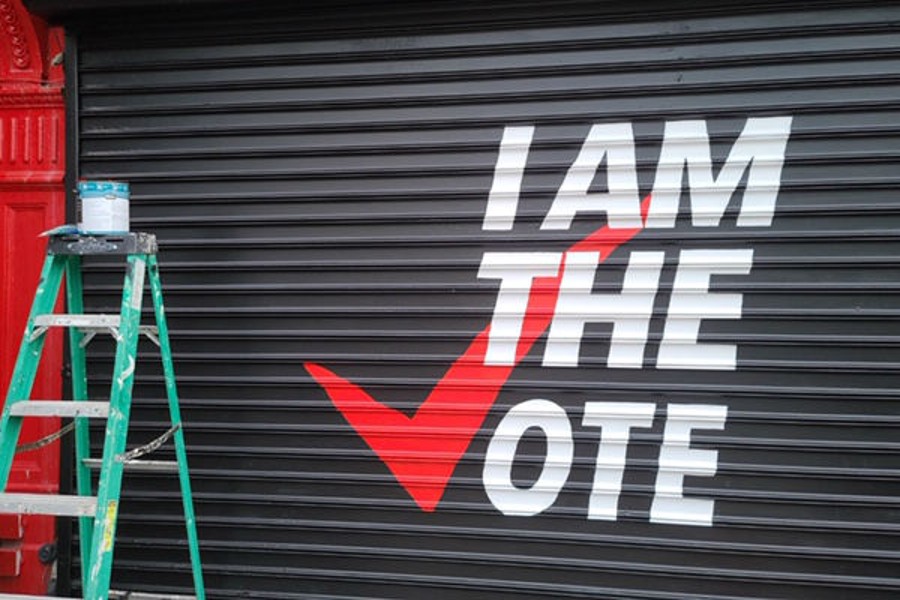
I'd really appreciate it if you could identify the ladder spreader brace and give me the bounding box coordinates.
[0,232,205,600]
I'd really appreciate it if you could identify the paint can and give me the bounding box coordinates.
[78,180,130,233]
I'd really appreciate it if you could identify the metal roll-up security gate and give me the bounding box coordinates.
[40,0,900,597]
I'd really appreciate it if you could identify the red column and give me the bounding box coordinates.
[0,0,65,593]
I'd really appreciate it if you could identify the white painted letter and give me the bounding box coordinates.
[651,404,727,526]
[483,126,535,231]
[582,402,656,520]
[646,116,792,228]
[543,251,664,368]
[478,252,562,365]
[657,249,752,370]
[542,123,642,230]
[483,399,574,516]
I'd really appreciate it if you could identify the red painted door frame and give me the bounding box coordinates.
[0,0,65,593]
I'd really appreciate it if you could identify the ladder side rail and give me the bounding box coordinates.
[0,254,67,490]
[148,255,206,600]
[84,254,147,600]
[64,254,95,593]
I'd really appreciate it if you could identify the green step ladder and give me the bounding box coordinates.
[0,233,205,600]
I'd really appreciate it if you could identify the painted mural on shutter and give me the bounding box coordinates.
[63,1,899,598]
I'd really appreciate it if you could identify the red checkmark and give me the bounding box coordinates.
[305,196,651,512]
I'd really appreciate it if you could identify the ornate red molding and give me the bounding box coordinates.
[0,0,31,70]
[0,0,46,81]
[0,0,64,183]
[0,88,60,106]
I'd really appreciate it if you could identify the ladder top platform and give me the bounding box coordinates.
[48,232,157,256]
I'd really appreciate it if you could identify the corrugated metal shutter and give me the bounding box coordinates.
[66,1,899,598]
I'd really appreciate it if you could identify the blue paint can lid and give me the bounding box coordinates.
[78,180,130,198]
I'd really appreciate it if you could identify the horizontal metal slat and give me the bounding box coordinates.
[83,458,179,473]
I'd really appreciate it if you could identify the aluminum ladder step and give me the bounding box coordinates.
[0,595,83,600]
[30,313,160,345]
[9,401,109,418]
[83,458,179,473]
[0,493,96,517]
[34,313,158,332]
[34,313,121,329]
